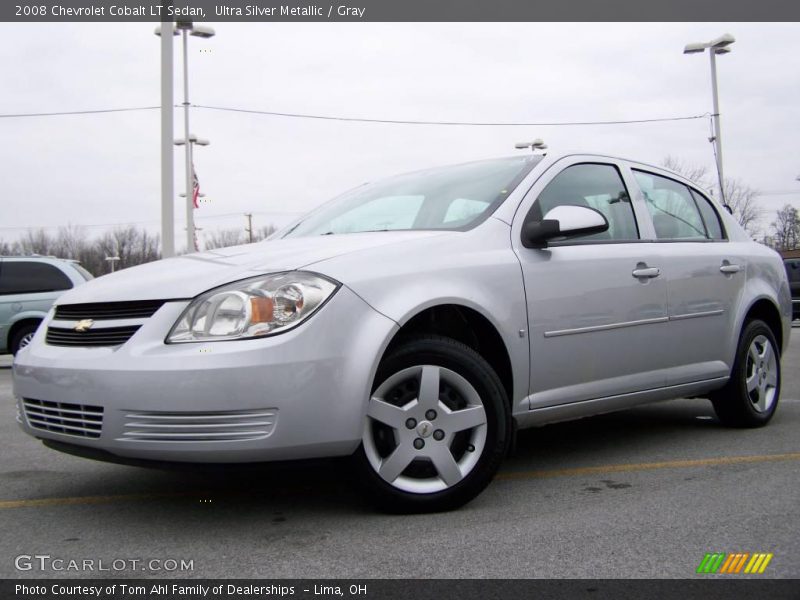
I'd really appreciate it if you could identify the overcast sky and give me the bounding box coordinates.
[1,22,798,250]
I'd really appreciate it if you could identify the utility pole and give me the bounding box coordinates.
[245,213,254,243]
[159,20,175,258]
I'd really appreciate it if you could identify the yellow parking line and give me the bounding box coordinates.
[1,452,798,510]
[0,491,197,510]
[497,452,800,481]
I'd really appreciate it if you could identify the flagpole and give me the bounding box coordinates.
[181,26,194,253]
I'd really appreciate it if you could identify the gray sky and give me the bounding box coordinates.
[1,22,799,249]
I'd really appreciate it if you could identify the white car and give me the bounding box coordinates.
[14,153,791,512]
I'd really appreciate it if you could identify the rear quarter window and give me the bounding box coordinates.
[0,262,73,295]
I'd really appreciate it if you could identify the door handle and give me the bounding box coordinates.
[632,266,660,279]
[720,263,741,274]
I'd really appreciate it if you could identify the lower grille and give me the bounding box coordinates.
[118,409,278,443]
[23,398,103,439]
[46,325,140,347]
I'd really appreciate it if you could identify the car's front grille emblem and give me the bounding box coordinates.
[73,319,94,332]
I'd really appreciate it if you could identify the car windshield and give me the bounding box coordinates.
[281,156,540,238]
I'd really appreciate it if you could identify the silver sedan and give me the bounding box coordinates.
[13,153,791,512]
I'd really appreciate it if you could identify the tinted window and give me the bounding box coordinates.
[690,189,725,240]
[531,163,639,241]
[0,261,73,295]
[633,170,708,240]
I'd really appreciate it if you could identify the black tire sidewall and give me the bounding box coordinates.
[10,323,39,356]
[354,335,510,513]
[717,319,781,426]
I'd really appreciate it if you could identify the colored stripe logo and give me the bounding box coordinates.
[696,552,773,574]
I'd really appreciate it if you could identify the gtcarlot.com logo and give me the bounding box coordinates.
[696,552,773,574]
[14,554,194,573]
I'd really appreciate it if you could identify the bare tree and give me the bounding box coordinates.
[661,157,762,236]
[723,178,762,237]
[771,204,800,251]
[253,224,277,241]
[204,229,246,250]
[662,156,709,186]
[16,228,55,256]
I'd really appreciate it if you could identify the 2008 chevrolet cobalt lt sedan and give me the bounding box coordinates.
[13,153,791,512]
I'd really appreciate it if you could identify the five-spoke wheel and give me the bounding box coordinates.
[711,319,781,427]
[355,335,509,513]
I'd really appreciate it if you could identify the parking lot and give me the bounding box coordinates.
[1,329,798,580]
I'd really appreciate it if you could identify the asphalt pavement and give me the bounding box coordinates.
[0,328,798,579]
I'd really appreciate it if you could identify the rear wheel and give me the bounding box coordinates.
[711,319,780,428]
[354,335,510,513]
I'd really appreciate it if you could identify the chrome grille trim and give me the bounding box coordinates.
[22,398,103,439]
[118,409,278,443]
[45,325,140,347]
[54,300,167,321]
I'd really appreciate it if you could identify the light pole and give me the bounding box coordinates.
[158,21,175,258]
[175,134,210,250]
[105,256,120,273]
[155,21,215,253]
[684,33,735,204]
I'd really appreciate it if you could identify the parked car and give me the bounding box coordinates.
[780,251,800,320]
[13,153,791,512]
[1,256,93,355]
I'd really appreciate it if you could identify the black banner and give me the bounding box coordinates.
[2,0,799,22]
[3,580,800,600]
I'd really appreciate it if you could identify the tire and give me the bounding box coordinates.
[353,334,511,513]
[10,322,39,356]
[710,319,781,428]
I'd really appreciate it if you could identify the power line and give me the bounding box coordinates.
[0,103,712,127]
[193,104,712,127]
[0,106,160,118]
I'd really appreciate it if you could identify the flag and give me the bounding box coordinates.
[192,163,200,209]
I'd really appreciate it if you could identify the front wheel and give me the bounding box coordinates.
[710,319,781,428]
[10,322,39,356]
[354,335,510,513]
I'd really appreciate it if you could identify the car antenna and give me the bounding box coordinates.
[514,139,548,155]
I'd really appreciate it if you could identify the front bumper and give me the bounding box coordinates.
[13,285,398,463]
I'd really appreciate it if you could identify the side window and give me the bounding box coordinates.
[633,170,708,240]
[690,188,726,240]
[0,262,73,295]
[530,163,639,241]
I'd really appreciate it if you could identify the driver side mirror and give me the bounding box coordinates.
[521,205,609,249]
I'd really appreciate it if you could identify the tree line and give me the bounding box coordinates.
[0,224,276,276]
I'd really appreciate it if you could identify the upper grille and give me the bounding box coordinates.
[118,409,278,443]
[46,325,141,347]
[23,398,103,439]
[55,300,167,321]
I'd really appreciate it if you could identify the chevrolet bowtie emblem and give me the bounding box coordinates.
[74,319,94,332]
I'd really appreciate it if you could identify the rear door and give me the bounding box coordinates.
[628,168,747,384]
[512,156,669,408]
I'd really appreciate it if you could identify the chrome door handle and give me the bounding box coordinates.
[720,263,741,274]
[632,267,660,279]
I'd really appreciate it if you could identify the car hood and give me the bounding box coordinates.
[55,231,450,304]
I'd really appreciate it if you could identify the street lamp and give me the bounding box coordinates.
[105,256,120,273]
[684,33,735,204]
[155,21,215,253]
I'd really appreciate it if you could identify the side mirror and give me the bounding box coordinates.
[522,205,609,249]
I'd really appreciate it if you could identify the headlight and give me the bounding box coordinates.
[166,272,338,343]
